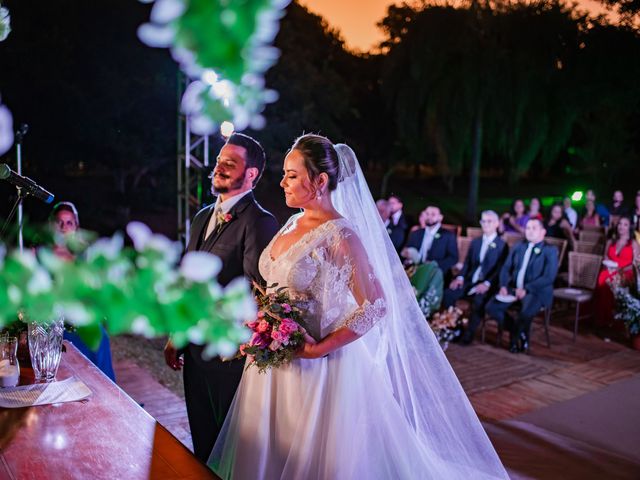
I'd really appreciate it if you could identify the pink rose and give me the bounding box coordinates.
[256,320,270,334]
[271,329,289,344]
[279,317,299,335]
[281,303,292,313]
[269,339,282,351]
[257,311,265,319]
[246,321,259,331]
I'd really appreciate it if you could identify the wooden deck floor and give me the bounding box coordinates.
[452,317,640,421]
[113,315,640,452]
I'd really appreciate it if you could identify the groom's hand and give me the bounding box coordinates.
[164,339,184,371]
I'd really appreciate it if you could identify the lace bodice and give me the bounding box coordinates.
[259,214,386,340]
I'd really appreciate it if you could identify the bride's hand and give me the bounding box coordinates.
[295,333,322,359]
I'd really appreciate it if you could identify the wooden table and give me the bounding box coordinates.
[0,341,217,480]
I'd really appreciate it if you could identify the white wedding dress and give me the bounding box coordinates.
[209,145,508,479]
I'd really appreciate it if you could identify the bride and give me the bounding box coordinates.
[209,134,508,479]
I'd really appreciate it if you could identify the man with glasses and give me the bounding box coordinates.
[443,211,508,345]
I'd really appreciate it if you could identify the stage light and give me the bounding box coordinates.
[571,191,583,202]
[220,121,234,138]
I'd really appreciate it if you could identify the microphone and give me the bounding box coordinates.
[14,124,29,144]
[0,163,55,204]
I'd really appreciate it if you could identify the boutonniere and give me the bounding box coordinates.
[434,233,441,239]
[216,211,233,226]
[534,247,541,254]
[387,227,393,235]
[489,242,497,249]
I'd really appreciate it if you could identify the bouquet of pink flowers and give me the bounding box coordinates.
[238,282,307,373]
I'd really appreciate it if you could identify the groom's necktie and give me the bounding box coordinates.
[204,205,223,240]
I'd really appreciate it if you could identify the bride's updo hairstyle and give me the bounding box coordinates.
[291,134,341,191]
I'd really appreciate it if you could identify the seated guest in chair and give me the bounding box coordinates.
[502,198,529,234]
[545,203,576,249]
[580,199,601,229]
[562,196,579,231]
[386,194,409,252]
[51,202,116,382]
[486,218,558,353]
[404,205,458,279]
[443,211,508,345]
[586,189,609,227]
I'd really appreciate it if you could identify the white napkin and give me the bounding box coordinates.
[0,376,92,408]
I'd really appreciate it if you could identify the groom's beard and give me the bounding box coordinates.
[425,221,438,228]
[212,170,246,194]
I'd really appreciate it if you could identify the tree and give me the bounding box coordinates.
[381,0,585,221]
[256,2,355,175]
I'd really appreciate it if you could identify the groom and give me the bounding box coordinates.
[164,133,279,462]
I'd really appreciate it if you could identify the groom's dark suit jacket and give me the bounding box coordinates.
[182,190,278,462]
[185,191,279,367]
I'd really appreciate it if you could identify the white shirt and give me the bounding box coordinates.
[204,189,252,240]
[419,223,441,263]
[471,233,497,284]
[390,210,403,226]
[565,207,578,229]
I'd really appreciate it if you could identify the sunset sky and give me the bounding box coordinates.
[302,0,613,52]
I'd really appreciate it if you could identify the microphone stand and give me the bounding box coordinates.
[1,124,29,253]
[16,131,24,253]
[0,186,26,248]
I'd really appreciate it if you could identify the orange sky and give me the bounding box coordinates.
[302,0,613,52]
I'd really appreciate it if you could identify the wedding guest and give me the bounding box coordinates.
[51,201,116,382]
[404,205,458,278]
[563,196,579,230]
[386,194,409,252]
[633,191,640,241]
[610,190,629,217]
[443,211,508,345]
[594,217,640,327]
[580,199,601,228]
[376,199,390,223]
[486,218,558,353]
[51,201,80,261]
[586,190,610,226]
[502,199,529,234]
[528,197,544,221]
[545,203,576,249]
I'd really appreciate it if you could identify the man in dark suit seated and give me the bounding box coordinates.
[404,205,458,279]
[443,211,508,345]
[386,194,409,252]
[486,218,558,353]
